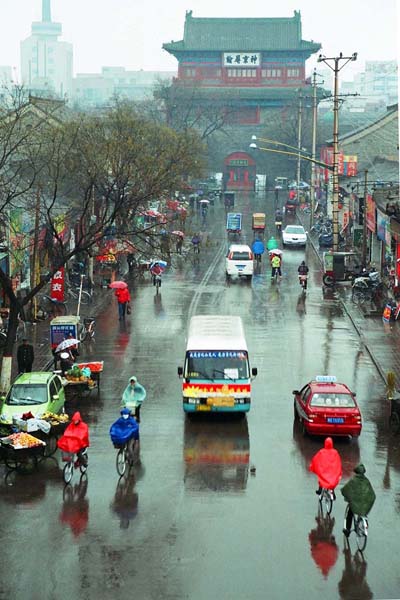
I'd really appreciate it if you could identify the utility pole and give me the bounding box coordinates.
[88,184,95,284]
[310,70,318,228]
[296,90,303,198]
[31,186,41,320]
[362,169,369,268]
[318,52,357,251]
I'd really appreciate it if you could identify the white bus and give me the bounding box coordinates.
[178,315,257,414]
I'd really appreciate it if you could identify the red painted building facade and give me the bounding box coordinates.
[163,11,321,125]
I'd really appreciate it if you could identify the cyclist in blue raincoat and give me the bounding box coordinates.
[251,239,265,262]
[110,407,139,446]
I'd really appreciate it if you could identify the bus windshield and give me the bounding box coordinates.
[185,351,249,380]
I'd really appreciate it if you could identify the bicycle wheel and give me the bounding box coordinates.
[116,448,126,476]
[319,489,333,517]
[355,516,368,551]
[63,461,74,484]
[352,289,366,305]
[78,291,91,305]
[126,438,137,466]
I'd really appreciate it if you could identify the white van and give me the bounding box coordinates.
[177,315,257,414]
[226,244,254,280]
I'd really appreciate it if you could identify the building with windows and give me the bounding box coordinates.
[20,0,73,98]
[162,10,321,125]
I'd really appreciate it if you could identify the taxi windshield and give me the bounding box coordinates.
[186,351,249,380]
[310,393,356,408]
[7,384,48,406]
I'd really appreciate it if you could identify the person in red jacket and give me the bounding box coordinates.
[58,411,90,466]
[114,286,131,320]
[309,437,342,499]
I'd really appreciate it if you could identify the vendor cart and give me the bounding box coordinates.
[0,432,46,473]
[252,213,266,235]
[50,315,81,351]
[64,361,103,400]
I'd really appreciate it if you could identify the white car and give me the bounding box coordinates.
[226,244,254,280]
[288,181,310,190]
[282,225,307,247]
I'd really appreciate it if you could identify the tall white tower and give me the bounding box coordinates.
[20,0,73,98]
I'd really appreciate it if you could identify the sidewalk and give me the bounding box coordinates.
[9,287,114,379]
[298,211,400,387]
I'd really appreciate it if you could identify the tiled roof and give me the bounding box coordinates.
[163,11,320,53]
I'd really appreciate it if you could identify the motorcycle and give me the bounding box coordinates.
[318,231,344,248]
[298,274,308,290]
[352,270,381,291]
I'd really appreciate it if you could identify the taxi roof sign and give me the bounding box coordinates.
[315,375,337,383]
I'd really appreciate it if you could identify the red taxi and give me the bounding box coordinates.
[293,376,362,438]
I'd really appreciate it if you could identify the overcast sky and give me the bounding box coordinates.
[0,0,398,81]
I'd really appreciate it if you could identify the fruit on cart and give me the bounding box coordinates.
[41,412,69,424]
[1,432,46,449]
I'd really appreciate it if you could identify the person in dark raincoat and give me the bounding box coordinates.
[309,437,342,497]
[341,464,376,537]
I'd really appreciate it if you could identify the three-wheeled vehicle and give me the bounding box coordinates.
[322,252,361,287]
[226,213,242,238]
[252,213,266,235]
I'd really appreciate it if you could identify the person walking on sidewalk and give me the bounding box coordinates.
[17,338,34,373]
[114,287,131,320]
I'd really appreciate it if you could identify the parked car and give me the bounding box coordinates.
[226,244,254,280]
[288,180,310,190]
[0,372,66,425]
[282,225,307,247]
[293,375,362,438]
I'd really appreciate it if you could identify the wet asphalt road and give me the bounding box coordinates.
[1,193,400,600]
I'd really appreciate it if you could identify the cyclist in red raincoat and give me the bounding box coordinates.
[57,411,90,465]
[309,437,342,498]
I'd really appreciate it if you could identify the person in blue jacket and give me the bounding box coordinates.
[121,375,146,423]
[110,407,140,445]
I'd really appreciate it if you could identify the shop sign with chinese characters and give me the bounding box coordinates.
[50,268,65,302]
[223,53,260,67]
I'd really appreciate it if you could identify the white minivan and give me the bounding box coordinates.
[226,244,254,280]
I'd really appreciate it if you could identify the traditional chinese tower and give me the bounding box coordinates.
[163,10,321,124]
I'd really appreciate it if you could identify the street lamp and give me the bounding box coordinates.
[249,140,333,174]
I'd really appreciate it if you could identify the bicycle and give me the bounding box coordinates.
[61,449,88,484]
[79,317,96,342]
[66,286,92,305]
[115,436,138,476]
[36,295,68,319]
[344,505,369,551]
[318,487,335,517]
[153,273,162,295]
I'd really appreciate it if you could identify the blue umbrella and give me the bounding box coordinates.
[252,240,265,255]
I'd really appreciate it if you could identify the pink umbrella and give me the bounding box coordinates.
[172,231,185,237]
[109,281,128,289]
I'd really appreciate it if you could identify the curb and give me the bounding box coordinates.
[297,211,387,384]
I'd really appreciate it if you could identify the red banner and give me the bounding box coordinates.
[366,195,376,233]
[50,267,65,302]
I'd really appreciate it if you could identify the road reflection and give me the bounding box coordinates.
[308,514,338,579]
[184,416,249,492]
[110,473,139,529]
[338,542,373,599]
[59,475,89,538]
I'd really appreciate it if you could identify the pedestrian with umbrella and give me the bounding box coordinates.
[172,231,185,255]
[109,281,131,320]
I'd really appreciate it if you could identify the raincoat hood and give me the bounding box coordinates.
[354,463,366,475]
[324,437,333,449]
[72,411,81,423]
